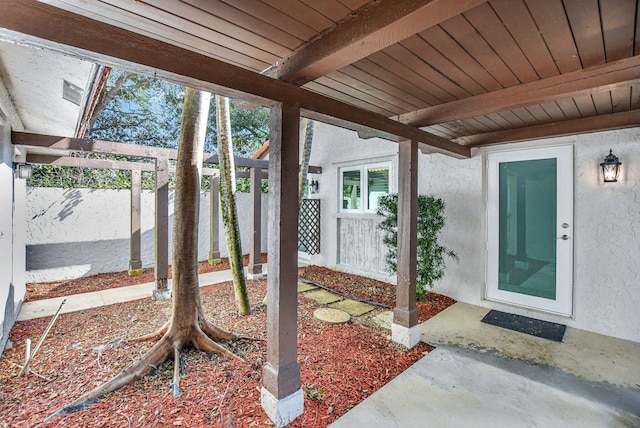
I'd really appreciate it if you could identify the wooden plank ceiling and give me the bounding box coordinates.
[31,0,640,147]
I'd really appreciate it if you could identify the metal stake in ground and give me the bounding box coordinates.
[19,298,66,377]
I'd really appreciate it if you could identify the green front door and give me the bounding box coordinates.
[487,146,573,315]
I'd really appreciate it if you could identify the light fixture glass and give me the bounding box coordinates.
[15,163,33,180]
[600,149,621,183]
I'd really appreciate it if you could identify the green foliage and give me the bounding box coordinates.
[28,157,158,190]
[377,193,458,301]
[29,68,270,190]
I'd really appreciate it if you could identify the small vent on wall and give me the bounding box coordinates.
[62,79,83,106]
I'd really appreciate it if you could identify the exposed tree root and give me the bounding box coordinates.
[46,321,243,422]
[129,321,169,343]
[172,347,181,398]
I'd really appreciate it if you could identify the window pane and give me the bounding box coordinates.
[342,170,361,210]
[367,167,389,210]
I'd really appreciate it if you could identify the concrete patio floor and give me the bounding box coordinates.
[330,302,640,428]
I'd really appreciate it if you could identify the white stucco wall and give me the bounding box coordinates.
[303,120,399,282]
[425,129,640,343]
[311,122,640,343]
[0,118,27,356]
[26,188,268,282]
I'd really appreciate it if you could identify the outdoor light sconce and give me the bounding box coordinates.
[14,163,33,180]
[600,149,621,183]
[309,179,319,194]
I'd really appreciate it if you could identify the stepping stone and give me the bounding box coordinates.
[314,308,350,324]
[297,281,318,292]
[304,289,342,304]
[371,311,394,329]
[329,299,375,317]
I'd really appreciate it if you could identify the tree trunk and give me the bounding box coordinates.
[216,95,251,316]
[49,88,243,419]
[298,119,314,209]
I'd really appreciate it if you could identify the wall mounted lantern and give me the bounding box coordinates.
[600,149,621,183]
[14,163,33,180]
[309,179,319,194]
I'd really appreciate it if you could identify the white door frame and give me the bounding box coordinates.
[486,145,574,316]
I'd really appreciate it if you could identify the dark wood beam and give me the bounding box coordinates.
[25,153,269,178]
[0,0,469,159]
[16,132,269,168]
[266,0,487,85]
[26,154,155,171]
[455,110,640,146]
[399,56,640,127]
[205,154,268,169]
[15,132,178,158]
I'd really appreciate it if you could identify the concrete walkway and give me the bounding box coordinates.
[330,302,640,427]
[17,266,266,321]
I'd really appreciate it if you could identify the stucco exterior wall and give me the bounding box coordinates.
[426,130,640,343]
[25,188,268,282]
[303,120,398,282]
[311,122,640,343]
[0,119,27,356]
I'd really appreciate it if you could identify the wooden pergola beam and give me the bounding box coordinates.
[15,132,270,168]
[266,0,487,85]
[0,0,469,159]
[26,154,155,171]
[15,132,178,158]
[25,153,273,178]
[398,56,640,127]
[455,109,640,146]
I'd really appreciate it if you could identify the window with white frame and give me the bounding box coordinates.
[340,163,390,212]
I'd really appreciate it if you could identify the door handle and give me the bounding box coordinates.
[557,235,570,240]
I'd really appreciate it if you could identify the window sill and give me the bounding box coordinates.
[334,212,380,220]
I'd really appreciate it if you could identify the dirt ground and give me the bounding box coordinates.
[1,263,454,427]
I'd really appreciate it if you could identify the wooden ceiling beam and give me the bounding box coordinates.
[265,0,487,85]
[455,110,640,146]
[0,0,469,159]
[399,56,640,127]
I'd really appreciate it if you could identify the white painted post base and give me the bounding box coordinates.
[391,323,421,349]
[261,387,304,427]
[247,272,264,280]
[152,289,171,301]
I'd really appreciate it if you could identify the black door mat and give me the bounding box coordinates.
[481,310,566,342]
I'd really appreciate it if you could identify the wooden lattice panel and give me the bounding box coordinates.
[298,199,320,255]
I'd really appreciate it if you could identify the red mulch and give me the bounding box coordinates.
[2,265,455,427]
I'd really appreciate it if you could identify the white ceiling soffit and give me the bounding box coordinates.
[0,40,98,136]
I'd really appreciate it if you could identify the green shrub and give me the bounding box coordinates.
[377,193,457,301]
